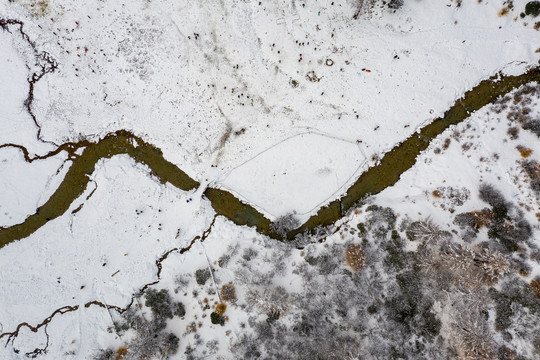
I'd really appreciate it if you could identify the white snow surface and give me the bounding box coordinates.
[0,31,55,155]
[0,147,69,227]
[218,131,366,219]
[0,0,539,215]
[0,0,540,358]
[0,155,214,345]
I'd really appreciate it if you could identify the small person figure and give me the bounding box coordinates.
[374,125,380,130]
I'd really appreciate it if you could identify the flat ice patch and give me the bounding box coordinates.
[218,132,366,219]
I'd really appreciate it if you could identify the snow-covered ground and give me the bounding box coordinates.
[0,147,69,227]
[1,0,539,215]
[0,30,55,155]
[0,155,215,356]
[218,131,367,219]
[1,0,540,359]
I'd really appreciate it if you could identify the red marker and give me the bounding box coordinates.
[75,21,79,25]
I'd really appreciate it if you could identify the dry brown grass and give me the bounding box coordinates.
[432,190,442,198]
[215,303,227,315]
[115,347,128,360]
[345,243,366,272]
[498,7,510,16]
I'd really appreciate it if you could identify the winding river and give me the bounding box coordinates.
[1,67,539,247]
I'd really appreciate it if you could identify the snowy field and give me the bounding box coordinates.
[0,156,215,355]
[1,0,539,215]
[1,0,540,359]
[218,131,367,219]
[0,147,68,227]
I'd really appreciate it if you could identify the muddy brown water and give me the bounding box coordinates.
[1,67,539,248]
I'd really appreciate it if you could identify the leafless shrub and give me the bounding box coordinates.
[270,212,300,239]
[246,286,290,315]
[353,0,403,19]
[521,159,540,195]
[306,71,320,82]
[531,278,540,299]
[473,249,511,286]
[523,119,540,137]
[442,244,510,288]
[432,186,471,207]
[407,218,450,243]
[450,308,495,360]
[107,306,179,360]
[292,225,334,247]
[507,126,520,139]
[468,209,494,230]
[353,0,378,19]
[220,283,237,302]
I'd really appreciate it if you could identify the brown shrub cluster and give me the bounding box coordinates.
[345,243,366,272]
[215,303,227,315]
[517,145,533,158]
[531,279,540,299]
[468,209,494,229]
[220,283,237,302]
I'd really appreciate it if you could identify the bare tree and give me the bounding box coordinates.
[450,306,495,360]
[407,217,451,244]
[270,212,300,239]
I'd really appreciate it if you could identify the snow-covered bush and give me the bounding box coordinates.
[387,0,404,10]
[220,283,237,302]
[145,288,185,320]
[407,217,450,243]
[246,286,290,315]
[194,268,211,285]
[525,1,540,17]
[95,304,180,360]
[476,184,532,252]
[270,212,300,238]
[450,305,495,360]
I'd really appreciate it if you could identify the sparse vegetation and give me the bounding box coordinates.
[521,160,540,194]
[145,288,185,320]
